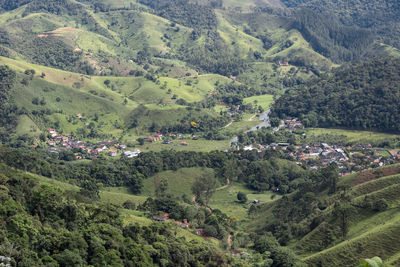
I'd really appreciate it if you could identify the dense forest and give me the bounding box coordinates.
[287,8,374,63]
[271,58,400,133]
[280,0,400,48]
[0,66,18,141]
[0,164,239,266]
[138,0,218,30]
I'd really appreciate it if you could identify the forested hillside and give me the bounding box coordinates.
[287,9,374,62]
[280,0,400,48]
[271,59,400,132]
[0,164,237,266]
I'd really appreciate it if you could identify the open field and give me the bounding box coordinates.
[305,128,400,144]
[136,138,231,152]
[209,182,280,220]
[141,167,215,197]
[243,94,274,110]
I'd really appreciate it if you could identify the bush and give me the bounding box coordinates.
[374,198,388,211]
[122,200,136,210]
[237,192,248,203]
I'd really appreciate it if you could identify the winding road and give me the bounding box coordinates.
[230,109,271,146]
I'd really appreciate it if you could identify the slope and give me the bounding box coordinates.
[1,56,232,140]
[301,165,400,266]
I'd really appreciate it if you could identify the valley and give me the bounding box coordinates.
[0,0,399,266]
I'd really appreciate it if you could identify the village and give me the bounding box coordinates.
[44,116,400,175]
[243,118,400,176]
[46,128,142,159]
[45,128,193,159]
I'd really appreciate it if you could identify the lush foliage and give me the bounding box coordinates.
[0,66,18,141]
[288,8,374,63]
[281,0,400,48]
[139,0,218,30]
[271,59,400,132]
[0,164,234,266]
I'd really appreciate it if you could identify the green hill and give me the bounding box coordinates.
[0,56,237,141]
[271,58,400,133]
[245,163,400,266]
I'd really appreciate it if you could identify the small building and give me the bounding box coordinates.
[94,148,103,154]
[110,150,117,157]
[144,137,154,143]
[48,141,56,146]
[76,113,83,119]
[123,149,141,158]
[153,213,169,222]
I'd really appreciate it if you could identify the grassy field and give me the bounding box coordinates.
[304,212,400,267]
[305,128,400,144]
[222,0,283,11]
[15,115,41,137]
[243,94,274,110]
[209,182,280,220]
[136,138,231,152]
[1,56,235,141]
[141,167,215,197]
[219,113,259,136]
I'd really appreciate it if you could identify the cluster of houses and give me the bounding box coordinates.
[143,133,186,143]
[287,143,350,174]
[46,128,197,159]
[46,128,138,159]
[242,117,400,175]
[252,141,398,176]
[0,255,11,267]
[283,118,304,131]
[152,213,191,228]
[289,142,400,175]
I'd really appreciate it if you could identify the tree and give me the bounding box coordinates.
[122,200,136,210]
[374,199,388,211]
[253,234,279,254]
[155,178,168,198]
[270,117,280,128]
[137,138,145,145]
[191,171,217,206]
[320,163,339,194]
[79,179,100,200]
[32,97,39,105]
[237,192,248,203]
[334,203,355,238]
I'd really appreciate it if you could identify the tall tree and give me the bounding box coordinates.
[191,171,217,205]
